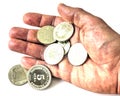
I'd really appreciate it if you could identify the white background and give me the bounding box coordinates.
[0,0,120,96]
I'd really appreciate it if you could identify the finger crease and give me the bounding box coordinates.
[26,30,29,41]
[52,16,56,26]
[25,42,29,55]
[39,15,43,26]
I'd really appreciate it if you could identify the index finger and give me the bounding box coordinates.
[23,13,64,27]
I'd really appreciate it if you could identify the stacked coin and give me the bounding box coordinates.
[8,64,52,90]
[37,22,88,66]
[37,22,74,65]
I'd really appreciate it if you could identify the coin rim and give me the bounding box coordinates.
[8,64,28,86]
[27,65,52,90]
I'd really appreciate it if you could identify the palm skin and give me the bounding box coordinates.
[9,4,120,93]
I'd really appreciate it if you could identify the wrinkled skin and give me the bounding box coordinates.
[8,4,120,94]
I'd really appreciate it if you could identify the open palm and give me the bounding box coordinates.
[9,4,120,94]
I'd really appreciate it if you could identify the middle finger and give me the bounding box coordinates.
[9,38,45,60]
[9,27,39,43]
[23,13,64,27]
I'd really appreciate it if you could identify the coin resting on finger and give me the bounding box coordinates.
[37,22,74,45]
[27,65,52,90]
[37,25,56,44]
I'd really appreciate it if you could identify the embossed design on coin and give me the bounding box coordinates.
[68,43,88,66]
[8,64,27,86]
[27,65,52,90]
[53,22,74,41]
[44,43,64,65]
[37,25,56,44]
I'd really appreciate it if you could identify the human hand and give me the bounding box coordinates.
[9,4,120,94]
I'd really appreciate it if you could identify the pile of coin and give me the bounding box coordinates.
[8,22,88,90]
[37,22,88,66]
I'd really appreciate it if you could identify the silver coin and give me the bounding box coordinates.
[53,22,74,41]
[44,43,64,65]
[57,41,71,55]
[68,43,88,66]
[27,65,52,90]
[8,64,27,86]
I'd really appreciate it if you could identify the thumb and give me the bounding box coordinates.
[58,3,92,28]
